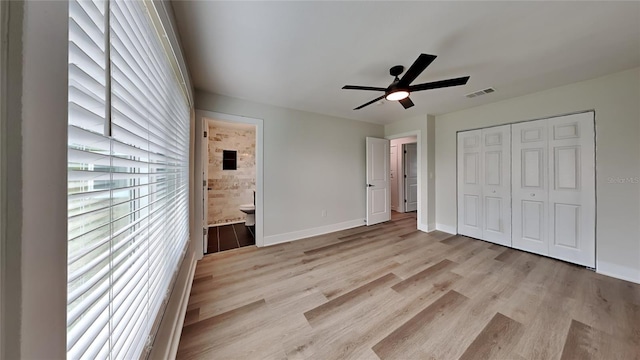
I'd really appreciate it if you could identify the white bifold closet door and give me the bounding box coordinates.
[457,125,511,246]
[512,112,595,267]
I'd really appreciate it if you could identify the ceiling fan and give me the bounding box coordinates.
[342,53,470,110]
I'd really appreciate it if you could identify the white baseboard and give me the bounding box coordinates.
[263,219,365,246]
[417,222,429,233]
[148,250,197,360]
[596,260,640,284]
[435,223,457,234]
[427,223,436,232]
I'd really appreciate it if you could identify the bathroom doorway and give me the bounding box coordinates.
[204,119,256,253]
[195,110,264,257]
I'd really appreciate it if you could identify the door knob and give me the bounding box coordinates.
[367,184,374,187]
[492,190,496,193]
[530,193,535,197]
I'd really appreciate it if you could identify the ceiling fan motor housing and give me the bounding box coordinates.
[386,81,408,97]
[390,65,404,77]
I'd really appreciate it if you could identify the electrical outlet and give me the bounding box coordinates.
[321,210,327,217]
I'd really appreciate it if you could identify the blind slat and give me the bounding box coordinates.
[67,0,190,358]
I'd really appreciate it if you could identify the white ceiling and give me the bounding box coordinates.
[171,1,640,125]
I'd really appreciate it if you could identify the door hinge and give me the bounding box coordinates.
[404,150,407,154]
[203,228,207,236]
[404,199,407,203]
[404,174,407,178]
[204,131,207,138]
[203,180,206,187]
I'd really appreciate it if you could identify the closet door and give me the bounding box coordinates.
[457,130,483,239]
[481,126,511,246]
[512,119,549,255]
[548,113,595,267]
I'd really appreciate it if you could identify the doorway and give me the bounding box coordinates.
[390,136,417,214]
[386,132,421,230]
[194,110,264,257]
[204,119,256,253]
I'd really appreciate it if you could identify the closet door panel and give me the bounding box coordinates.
[548,113,595,267]
[457,130,483,238]
[481,125,511,246]
[512,119,549,255]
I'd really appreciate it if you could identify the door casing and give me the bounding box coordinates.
[385,131,423,230]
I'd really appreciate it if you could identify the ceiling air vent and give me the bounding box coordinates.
[465,87,496,98]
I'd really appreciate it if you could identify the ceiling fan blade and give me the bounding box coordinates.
[399,54,437,86]
[399,97,414,109]
[354,95,385,110]
[409,76,470,92]
[342,85,387,91]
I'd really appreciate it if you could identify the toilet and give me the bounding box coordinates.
[239,203,255,226]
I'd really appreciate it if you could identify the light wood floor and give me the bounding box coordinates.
[177,212,640,359]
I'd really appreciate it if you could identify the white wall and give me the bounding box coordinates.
[435,67,640,283]
[3,1,69,357]
[195,91,384,245]
[384,114,436,230]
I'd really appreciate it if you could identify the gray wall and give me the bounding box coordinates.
[3,1,68,358]
[196,91,384,243]
[435,67,640,283]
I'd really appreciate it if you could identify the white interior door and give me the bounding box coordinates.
[481,126,512,246]
[404,143,418,212]
[457,130,483,239]
[547,113,595,267]
[512,119,549,255]
[390,145,398,211]
[366,137,391,225]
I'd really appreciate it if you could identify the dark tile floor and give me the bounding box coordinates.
[207,223,255,254]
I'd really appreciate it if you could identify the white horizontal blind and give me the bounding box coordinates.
[67,0,190,358]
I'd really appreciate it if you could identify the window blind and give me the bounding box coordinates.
[67,0,190,358]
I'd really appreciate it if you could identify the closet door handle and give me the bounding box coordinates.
[530,193,535,197]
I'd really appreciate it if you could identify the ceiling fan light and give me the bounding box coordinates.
[385,90,410,101]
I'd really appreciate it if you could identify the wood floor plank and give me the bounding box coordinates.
[304,273,399,325]
[418,290,506,359]
[560,319,639,360]
[494,247,523,263]
[440,234,469,246]
[458,312,524,360]
[312,281,461,359]
[181,299,266,337]
[371,290,468,359]
[177,218,640,360]
[391,259,457,293]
